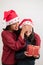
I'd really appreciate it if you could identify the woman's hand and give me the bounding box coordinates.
[20,26,28,39]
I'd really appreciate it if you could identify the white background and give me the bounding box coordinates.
[0,0,43,65]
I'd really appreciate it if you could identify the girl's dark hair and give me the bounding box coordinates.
[24,28,36,45]
[3,25,11,30]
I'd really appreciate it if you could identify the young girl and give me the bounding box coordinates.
[15,19,41,65]
[1,10,27,65]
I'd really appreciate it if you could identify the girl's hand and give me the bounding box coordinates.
[24,51,32,57]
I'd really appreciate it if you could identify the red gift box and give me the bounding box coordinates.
[33,46,40,57]
[26,45,33,56]
[26,45,40,57]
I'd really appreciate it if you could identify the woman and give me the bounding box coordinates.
[1,10,28,65]
[15,19,41,65]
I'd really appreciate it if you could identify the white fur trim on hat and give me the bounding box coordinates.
[6,17,19,26]
[20,21,33,28]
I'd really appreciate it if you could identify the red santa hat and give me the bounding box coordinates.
[3,10,19,26]
[19,18,33,28]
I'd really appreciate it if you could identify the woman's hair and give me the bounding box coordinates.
[3,25,11,30]
[24,28,36,45]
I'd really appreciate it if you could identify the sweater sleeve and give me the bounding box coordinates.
[1,31,26,51]
[34,33,41,46]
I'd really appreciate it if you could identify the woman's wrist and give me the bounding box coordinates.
[20,31,24,39]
